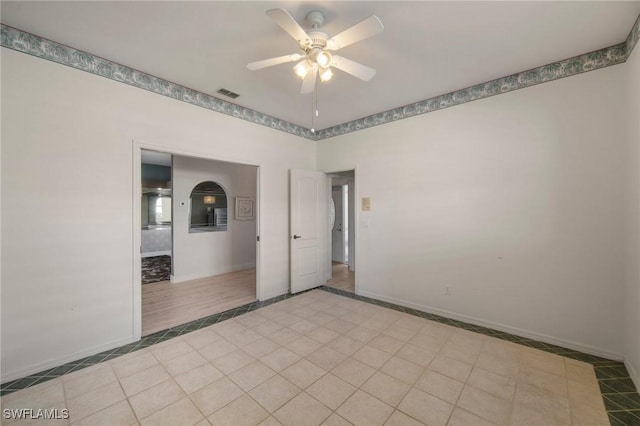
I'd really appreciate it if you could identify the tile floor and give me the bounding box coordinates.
[325,263,355,293]
[1,287,639,425]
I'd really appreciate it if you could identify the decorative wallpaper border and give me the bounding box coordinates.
[0,24,315,140]
[2,13,639,142]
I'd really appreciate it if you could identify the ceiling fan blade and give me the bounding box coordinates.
[326,15,384,50]
[300,63,318,94]
[266,8,312,46]
[247,54,303,71]
[331,55,376,81]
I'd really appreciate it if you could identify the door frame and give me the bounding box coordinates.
[324,168,358,293]
[133,140,262,340]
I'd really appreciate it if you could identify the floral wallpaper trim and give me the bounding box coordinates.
[2,16,639,142]
[0,24,316,140]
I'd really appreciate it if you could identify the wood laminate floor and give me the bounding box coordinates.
[326,262,355,293]
[142,268,256,336]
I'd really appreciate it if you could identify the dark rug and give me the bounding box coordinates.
[142,255,171,284]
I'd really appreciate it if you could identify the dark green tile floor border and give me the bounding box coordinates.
[2,286,639,424]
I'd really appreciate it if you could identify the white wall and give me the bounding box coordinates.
[172,156,256,282]
[623,43,640,387]
[317,65,627,358]
[0,49,315,382]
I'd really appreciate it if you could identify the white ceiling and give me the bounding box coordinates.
[2,1,639,130]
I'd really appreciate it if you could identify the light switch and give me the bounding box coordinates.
[362,197,371,211]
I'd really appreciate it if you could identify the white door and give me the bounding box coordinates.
[290,169,326,293]
[331,186,345,263]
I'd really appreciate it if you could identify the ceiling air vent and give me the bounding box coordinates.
[217,88,240,99]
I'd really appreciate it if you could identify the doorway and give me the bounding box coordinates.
[326,171,355,293]
[135,146,260,338]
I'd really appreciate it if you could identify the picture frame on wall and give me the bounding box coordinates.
[235,196,255,220]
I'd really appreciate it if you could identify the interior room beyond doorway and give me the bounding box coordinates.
[327,171,355,293]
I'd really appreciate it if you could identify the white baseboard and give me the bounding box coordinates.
[1,336,135,384]
[358,290,623,361]
[625,359,640,391]
[141,250,171,258]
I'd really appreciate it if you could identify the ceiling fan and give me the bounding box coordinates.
[247,8,384,94]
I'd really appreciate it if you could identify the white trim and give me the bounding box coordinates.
[626,359,640,391]
[141,250,171,258]
[0,336,134,383]
[358,290,624,361]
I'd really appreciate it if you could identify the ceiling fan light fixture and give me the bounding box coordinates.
[320,67,333,82]
[293,60,310,79]
[315,50,332,68]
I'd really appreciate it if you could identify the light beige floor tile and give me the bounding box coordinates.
[111,351,159,379]
[396,343,437,368]
[174,363,224,395]
[71,400,137,426]
[307,347,347,371]
[120,364,170,397]
[128,379,186,420]
[565,359,597,385]
[409,332,447,352]
[383,410,423,426]
[161,350,208,376]
[189,377,244,416]
[280,359,326,389]
[395,316,427,332]
[1,378,65,410]
[320,414,353,426]
[210,349,255,374]
[228,361,277,391]
[261,348,301,372]
[258,417,283,426]
[323,319,358,334]
[361,372,411,407]
[197,340,239,361]
[270,328,302,346]
[480,339,521,363]
[467,367,517,401]
[381,325,418,342]
[235,311,269,327]
[244,337,281,358]
[352,345,392,369]
[509,401,570,426]
[369,335,405,355]
[211,321,247,338]
[62,364,118,400]
[514,380,571,421]
[66,381,126,422]
[415,369,464,404]
[226,329,263,348]
[440,342,480,365]
[308,327,340,344]
[448,332,485,351]
[273,392,332,426]
[567,379,606,411]
[141,397,203,426]
[254,320,285,337]
[336,390,394,426]
[327,335,364,356]
[447,407,498,426]
[347,326,379,343]
[194,420,212,426]
[398,387,454,426]
[289,319,319,334]
[520,350,565,378]
[474,352,519,380]
[306,374,356,410]
[286,336,323,357]
[331,358,376,387]
[570,402,610,425]
[457,385,511,425]
[248,375,301,413]
[182,329,224,349]
[151,340,193,363]
[518,366,568,398]
[273,313,302,327]
[380,356,424,385]
[208,394,268,426]
[428,355,472,383]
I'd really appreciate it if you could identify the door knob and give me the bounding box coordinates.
[293,235,302,239]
